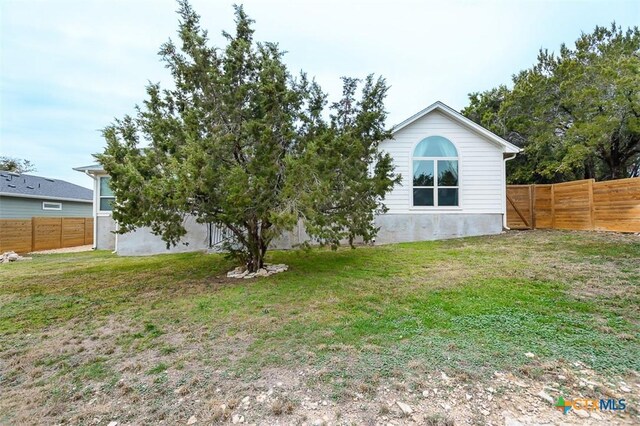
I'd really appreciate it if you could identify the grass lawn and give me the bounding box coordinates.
[0,230,638,424]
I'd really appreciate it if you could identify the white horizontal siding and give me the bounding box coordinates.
[380,111,505,214]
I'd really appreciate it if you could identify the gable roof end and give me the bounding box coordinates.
[392,101,520,154]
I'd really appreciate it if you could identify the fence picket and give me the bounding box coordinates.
[0,217,94,253]
[507,177,639,232]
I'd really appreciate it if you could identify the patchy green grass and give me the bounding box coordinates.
[0,230,638,424]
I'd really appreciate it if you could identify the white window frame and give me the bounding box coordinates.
[42,201,62,211]
[410,136,461,210]
[98,176,115,213]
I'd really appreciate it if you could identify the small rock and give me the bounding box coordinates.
[396,401,413,415]
[480,409,490,416]
[242,396,250,403]
[276,381,283,387]
[558,375,566,381]
[255,268,269,277]
[231,414,244,424]
[620,385,631,393]
[465,393,472,400]
[503,412,524,426]
[440,402,452,411]
[537,390,554,404]
[107,422,118,426]
[256,394,267,403]
[487,387,496,393]
[422,390,429,397]
[524,352,535,358]
[187,415,197,425]
[312,419,324,426]
[441,372,450,381]
[573,409,589,418]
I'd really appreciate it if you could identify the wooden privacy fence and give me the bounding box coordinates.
[507,177,640,232]
[0,217,93,253]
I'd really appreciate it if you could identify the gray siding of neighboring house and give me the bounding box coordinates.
[0,196,93,218]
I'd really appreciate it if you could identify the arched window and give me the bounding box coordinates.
[412,136,459,207]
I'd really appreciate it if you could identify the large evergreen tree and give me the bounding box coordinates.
[96,1,398,272]
[463,23,640,183]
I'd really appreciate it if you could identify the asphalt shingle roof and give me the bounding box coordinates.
[0,171,93,202]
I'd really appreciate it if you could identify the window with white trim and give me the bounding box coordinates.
[99,176,115,212]
[412,136,459,207]
[42,201,62,210]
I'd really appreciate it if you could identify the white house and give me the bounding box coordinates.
[374,101,519,243]
[75,101,519,255]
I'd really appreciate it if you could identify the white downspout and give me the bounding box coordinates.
[503,153,518,229]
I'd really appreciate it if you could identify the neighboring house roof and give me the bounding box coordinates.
[0,171,93,203]
[392,101,521,154]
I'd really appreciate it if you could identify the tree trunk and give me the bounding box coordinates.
[245,223,265,273]
[246,250,264,273]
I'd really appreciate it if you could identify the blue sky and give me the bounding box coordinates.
[1,0,638,189]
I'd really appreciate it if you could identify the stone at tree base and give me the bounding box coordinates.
[226,263,288,279]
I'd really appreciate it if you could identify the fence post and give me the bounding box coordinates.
[588,179,595,230]
[529,185,535,229]
[59,218,64,248]
[31,218,35,252]
[550,184,556,229]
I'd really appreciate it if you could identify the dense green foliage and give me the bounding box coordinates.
[0,156,36,173]
[463,24,640,183]
[96,2,398,271]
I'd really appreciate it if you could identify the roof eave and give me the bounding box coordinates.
[0,192,93,203]
[73,166,105,174]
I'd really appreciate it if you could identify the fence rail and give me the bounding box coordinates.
[507,177,640,232]
[0,217,93,253]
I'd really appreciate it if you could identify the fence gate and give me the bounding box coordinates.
[506,185,533,229]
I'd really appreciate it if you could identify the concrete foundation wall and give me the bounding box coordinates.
[107,213,503,256]
[374,213,503,244]
[116,216,209,256]
[96,215,116,250]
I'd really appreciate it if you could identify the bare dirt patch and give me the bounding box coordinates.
[29,244,93,254]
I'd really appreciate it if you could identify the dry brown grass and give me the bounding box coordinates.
[0,230,638,425]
